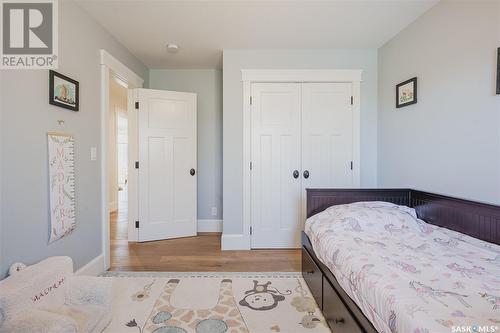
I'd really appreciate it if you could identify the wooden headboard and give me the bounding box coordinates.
[306,188,500,245]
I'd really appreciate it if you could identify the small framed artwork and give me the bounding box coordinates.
[396,77,417,108]
[49,70,79,111]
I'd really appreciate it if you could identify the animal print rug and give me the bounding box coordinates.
[100,272,331,333]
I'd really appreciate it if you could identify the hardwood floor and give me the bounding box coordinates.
[109,191,301,272]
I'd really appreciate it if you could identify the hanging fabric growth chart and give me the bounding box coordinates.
[47,132,76,243]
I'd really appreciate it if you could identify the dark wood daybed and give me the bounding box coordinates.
[301,188,500,333]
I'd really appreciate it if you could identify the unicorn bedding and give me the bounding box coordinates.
[304,201,500,333]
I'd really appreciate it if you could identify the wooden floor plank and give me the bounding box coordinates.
[109,193,300,272]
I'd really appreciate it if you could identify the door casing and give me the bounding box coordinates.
[100,50,144,271]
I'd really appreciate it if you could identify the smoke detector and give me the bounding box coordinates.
[166,43,179,53]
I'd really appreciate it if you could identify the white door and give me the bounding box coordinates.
[301,83,354,221]
[135,88,197,242]
[251,83,302,248]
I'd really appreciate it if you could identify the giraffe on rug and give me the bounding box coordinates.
[142,279,249,333]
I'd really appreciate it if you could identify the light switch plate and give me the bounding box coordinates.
[90,147,97,161]
[211,207,217,217]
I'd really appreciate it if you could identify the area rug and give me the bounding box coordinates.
[100,272,331,333]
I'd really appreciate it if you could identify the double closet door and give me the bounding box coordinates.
[251,82,354,248]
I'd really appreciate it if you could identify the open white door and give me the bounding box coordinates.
[134,88,197,242]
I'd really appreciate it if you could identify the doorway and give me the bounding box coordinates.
[109,76,128,243]
[100,50,145,271]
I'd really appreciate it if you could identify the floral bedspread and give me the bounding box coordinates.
[305,201,500,333]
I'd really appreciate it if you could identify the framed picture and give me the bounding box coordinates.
[49,70,79,111]
[396,77,417,108]
[496,47,499,95]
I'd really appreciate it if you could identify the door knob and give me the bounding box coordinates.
[293,170,299,179]
[190,168,196,176]
[303,170,310,179]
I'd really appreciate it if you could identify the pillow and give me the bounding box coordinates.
[0,256,73,318]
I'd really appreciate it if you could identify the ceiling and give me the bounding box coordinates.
[77,0,438,69]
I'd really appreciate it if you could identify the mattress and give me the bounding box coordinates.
[304,201,500,333]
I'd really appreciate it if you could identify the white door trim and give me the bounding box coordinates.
[241,69,362,83]
[100,50,144,271]
[236,69,362,251]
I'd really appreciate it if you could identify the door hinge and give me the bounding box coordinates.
[135,220,140,228]
[135,161,139,169]
[350,161,353,170]
[250,161,252,170]
[350,96,354,105]
[250,96,252,105]
[250,226,253,235]
[135,101,139,109]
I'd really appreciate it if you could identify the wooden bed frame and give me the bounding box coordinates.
[301,188,500,333]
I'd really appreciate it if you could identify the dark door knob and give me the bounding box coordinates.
[190,168,196,176]
[293,170,299,179]
[303,170,310,179]
[335,318,345,325]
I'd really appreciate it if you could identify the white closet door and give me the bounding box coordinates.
[251,83,302,248]
[136,88,197,242]
[301,83,354,220]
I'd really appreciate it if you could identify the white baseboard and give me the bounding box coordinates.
[75,254,104,276]
[108,201,117,213]
[197,219,222,233]
[221,234,250,250]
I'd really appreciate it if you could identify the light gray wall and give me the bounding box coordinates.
[378,1,500,204]
[0,70,3,276]
[223,49,378,234]
[0,2,148,278]
[149,69,223,220]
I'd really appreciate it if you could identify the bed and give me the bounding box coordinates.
[301,189,500,333]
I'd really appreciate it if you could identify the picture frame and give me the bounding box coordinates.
[496,47,499,95]
[396,77,417,108]
[49,70,79,111]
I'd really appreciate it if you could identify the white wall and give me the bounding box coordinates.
[149,69,223,220]
[223,49,378,235]
[378,1,500,204]
[0,2,148,278]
